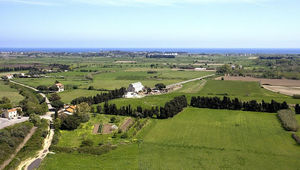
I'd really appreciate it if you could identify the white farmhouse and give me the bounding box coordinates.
[4,74,14,80]
[1,108,18,119]
[127,82,144,93]
[55,83,64,92]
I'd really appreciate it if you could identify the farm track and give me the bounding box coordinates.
[166,74,215,89]
[0,127,37,170]
[8,80,55,170]
[120,118,134,132]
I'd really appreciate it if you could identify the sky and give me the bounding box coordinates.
[0,0,299,48]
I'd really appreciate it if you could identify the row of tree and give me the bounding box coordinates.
[71,87,126,105]
[190,96,289,113]
[101,95,188,119]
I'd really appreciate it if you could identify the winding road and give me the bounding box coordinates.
[8,80,55,170]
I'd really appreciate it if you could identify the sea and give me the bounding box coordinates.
[1,48,300,54]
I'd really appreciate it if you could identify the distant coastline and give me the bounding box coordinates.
[1,48,300,54]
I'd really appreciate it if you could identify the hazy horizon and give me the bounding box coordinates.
[1,0,300,48]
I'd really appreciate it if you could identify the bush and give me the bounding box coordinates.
[292,134,300,145]
[81,139,94,147]
[121,133,128,139]
[50,146,75,153]
[292,95,300,99]
[77,145,116,155]
[277,110,299,132]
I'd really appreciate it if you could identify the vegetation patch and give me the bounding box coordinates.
[277,109,299,132]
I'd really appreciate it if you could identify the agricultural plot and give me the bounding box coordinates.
[57,114,128,148]
[198,80,299,104]
[40,108,300,170]
[0,81,24,105]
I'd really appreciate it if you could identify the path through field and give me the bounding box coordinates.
[17,128,54,170]
[0,127,37,170]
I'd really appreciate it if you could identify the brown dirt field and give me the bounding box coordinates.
[263,85,300,96]
[92,124,99,134]
[102,124,113,134]
[216,76,300,87]
[120,118,134,132]
[115,61,136,63]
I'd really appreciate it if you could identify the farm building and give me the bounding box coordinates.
[1,108,20,119]
[3,74,14,80]
[127,82,144,93]
[61,105,77,115]
[55,83,64,92]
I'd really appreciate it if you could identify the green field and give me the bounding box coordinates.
[40,108,300,170]
[0,81,24,105]
[57,114,129,147]
[103,79,298,111]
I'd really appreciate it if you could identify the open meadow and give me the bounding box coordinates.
[39,108,300,170]
[0,81,24,106]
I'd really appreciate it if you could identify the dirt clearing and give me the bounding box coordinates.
[120,118,134,132]
[92,124,99,134]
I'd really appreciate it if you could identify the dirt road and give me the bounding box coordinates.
[17,128,54,170]
[166,74,215,89]
[0,127,37,170]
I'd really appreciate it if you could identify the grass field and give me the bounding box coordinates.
[198,80,299,103]
[0,81,24,105]
[101,79,298,111]
[58,89,102,104]
[40,108,300,170]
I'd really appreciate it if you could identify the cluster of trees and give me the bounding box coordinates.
[49,93,64,118]
[101,95,187,119]
[0,122,33,165]
[0,66,33,73]
[37,80,61,92]
[0,97,12,109]
[295,104,300,114]
[10,83,48,115]
[146,54,175,58]
[71,87,126,105]
[190,96,289,113]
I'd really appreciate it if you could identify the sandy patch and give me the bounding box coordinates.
[115,61,136,63]
[92,124,99,134]
[102,124,114,134]
[262,85,300,96]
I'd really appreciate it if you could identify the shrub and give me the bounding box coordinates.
[277,110,299,132]
[81,139,94,147]
[121,133,128,139]
[50,146,75,153]
[292,95,300,99]
[292,134,300,145]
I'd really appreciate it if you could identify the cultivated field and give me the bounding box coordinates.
[39,108,300,170]
[216,76,300,96]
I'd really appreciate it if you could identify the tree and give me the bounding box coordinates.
[96,105,102,113]
[216,64,231,74]
[88,86,95,90]
[81,139,94,147]
[51,100,64,110]
[29,114,41,126]
[49,93,61,102]
[296,104,300,114]
[155,83,166,90]
[37,85,48,91]
[1,97,11,104]
[53,118,61,130]
[61,115,80,130]
[49,85,58,91]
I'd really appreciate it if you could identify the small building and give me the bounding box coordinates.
[62,105,76,115]
[127,82,144,93]
[1,108,18,119]
[194,68,206,71]
[4,74,14,80]
[55,83,64,92]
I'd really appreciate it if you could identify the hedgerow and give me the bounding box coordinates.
[277,110,299,132]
